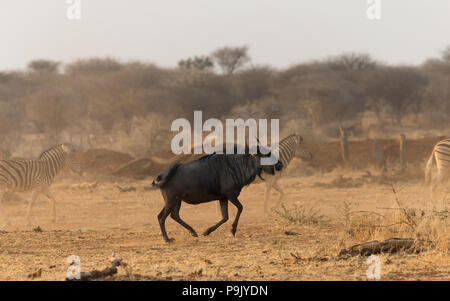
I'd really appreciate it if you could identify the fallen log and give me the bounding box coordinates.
[338,238,432,257]
[66,254,131,281]
[28,268,42,279]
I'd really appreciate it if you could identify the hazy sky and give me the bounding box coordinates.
[1,0,449,71]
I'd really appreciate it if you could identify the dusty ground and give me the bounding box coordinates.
[0,172,448,281]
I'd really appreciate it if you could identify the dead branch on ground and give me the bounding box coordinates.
[66,253,132,281]
[338,238,432,257]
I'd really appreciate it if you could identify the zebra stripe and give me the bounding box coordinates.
[0,143,82,225]
[264,134,312,213]
[271,134,312,172]
[425,139,450,192]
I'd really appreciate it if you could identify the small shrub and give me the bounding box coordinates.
[275,203,327,226]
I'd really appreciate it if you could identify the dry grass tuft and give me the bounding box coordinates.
[340,188,449,254]
[275,203,328,226]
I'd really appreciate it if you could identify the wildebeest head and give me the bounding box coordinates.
[252,143,283,180]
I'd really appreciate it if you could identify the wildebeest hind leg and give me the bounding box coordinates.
[204,200,228,236]
[229,196,243,236]
[170,200,198,237]
[158,203,175,243]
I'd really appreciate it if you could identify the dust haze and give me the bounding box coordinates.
[0,1,448,281]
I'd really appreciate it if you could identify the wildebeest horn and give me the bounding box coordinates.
[255,137,262,155]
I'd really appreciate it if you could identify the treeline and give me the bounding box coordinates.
[0,45,449,158]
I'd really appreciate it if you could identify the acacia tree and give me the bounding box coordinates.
[0,100,24,158]
[326,53,376,72]
[28,60,60,74]
[363,66,428,125]
[178,56,213,71]
[301,82,351,129]
[235,67,273,102]
[64,58,123,76]
[25,88,72,144]
[211,46,250,75]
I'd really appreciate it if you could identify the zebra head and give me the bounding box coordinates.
[60,143,83,175]
[294,134,313,161]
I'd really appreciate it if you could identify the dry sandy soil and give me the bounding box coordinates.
[0,171,448,281]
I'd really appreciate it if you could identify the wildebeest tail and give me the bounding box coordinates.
[152,162,181,188]
[425,148,435,185]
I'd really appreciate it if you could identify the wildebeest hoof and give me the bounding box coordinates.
[203,229,212,236]
[191,232,198,237]
[231,228,237,236]
[165,238,175,243]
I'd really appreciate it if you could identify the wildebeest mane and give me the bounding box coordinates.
[210,154,259,188]
[153,153,261,191]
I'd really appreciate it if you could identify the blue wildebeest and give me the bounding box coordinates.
[151,144,283,242]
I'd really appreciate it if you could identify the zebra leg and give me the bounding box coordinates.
[431,169,443,196]
[264,178,275,214]
[439,172,450,194]
[42,188,57,223]
[26,189,41,226]
[0,189,10,227]
[272,180,285,209]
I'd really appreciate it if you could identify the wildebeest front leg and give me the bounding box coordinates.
[158,203,175,243]
[170,200,198,237]
[229,196,243,236]
[204,199,228,236]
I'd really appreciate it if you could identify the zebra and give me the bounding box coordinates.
[0,143,82,226]
[264,134,312,213]
[425,138,450,193]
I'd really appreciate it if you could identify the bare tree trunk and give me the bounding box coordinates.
[87,133,93,149]
[399,134,407,172]
[339,125,349,165]
[79,135,83,151]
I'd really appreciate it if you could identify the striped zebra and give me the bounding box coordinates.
[264,134,312,213]
[425,138,450,192]
[0,143,82,226]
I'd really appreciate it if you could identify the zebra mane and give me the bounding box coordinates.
[270,134,299,150]
[38,144,72,160]
[282,134,300,142]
